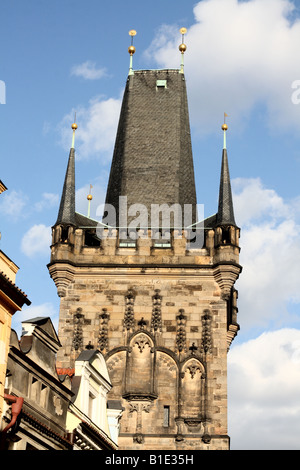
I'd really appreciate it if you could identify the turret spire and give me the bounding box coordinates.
[216,118,236,226]
[55,121,77,226]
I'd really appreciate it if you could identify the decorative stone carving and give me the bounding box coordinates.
[176,309,187,353]
[157,353,176,372]
[187,361,201,379]
[129,402,139,413]
[72,308,84,351]
[98,308,110,352]
[189,342,198,355]
[124,289,135,331]
[213,263,241,301]
[151,289,162,333]
[128,401,151,444]
[134,334,151,354]
[137,317,147,330]
[200,310,212,354]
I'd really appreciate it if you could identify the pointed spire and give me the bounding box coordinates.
[216,119,236,226]
[104,69,197,228]
[55,121,77,226]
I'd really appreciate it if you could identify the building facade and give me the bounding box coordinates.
[1,317,118,450]
[65,349,122,450]
[48,43,241,450]
[0,180,31,424]
[1,317,73,450]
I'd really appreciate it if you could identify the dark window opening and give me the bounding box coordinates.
[84,229,100,247]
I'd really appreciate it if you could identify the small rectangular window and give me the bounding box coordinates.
[156,79,167,89]
[119,230,137,248]
[163,405,170,427]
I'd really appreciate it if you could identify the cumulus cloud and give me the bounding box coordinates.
[232,177,300,330]
[233,177,291,226]
[228,328,300,449]
[0,189,28,220]
[70,61,108,80]
[21,224,52,257]
[144,0,300,135]
[34,192,59,212]
[59,95,121,161]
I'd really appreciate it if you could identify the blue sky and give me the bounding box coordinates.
[1,0,300,450]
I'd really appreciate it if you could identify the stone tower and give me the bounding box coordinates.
[48,34,242,450]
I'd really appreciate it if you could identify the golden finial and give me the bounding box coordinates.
[71,112,77,149]
[179,28,187,73]
[222,113,229,149]
[128,30,137,75]
[222,112,229,131]
[128,30,137,55]
[87,184,93,218]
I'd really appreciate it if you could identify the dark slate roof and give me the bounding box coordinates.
[75,212,98,228]
[55,148,76,226]
[104,69,198,228]
[22,316,48,324]
[216,148,236,226]
[75,349,99,362]
[203,213,217,228]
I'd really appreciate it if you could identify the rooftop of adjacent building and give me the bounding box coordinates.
[0,180,7,195]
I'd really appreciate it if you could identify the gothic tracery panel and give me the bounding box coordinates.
[124,332,155,399]
[180,358,205,420]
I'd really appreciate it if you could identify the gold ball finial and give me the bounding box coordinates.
[179,28,187,54]
[87,194,93,201]
[222,124,228,131]
[128,30,137,56]
[71,122,78,130]
[128,45,136,55]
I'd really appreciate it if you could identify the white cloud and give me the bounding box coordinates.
[232,177,300,330]
[59,95,121,161]
[233,177,290,226]
[70,60,107,80]
[144,0,300,135]
[228,328,300,449]
[34,192,59,212]
[0,189,28,220]
[21,224,52,257]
